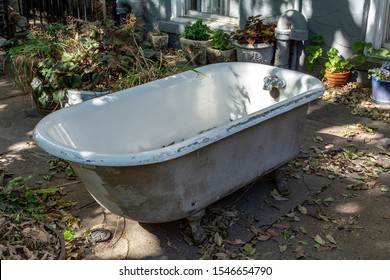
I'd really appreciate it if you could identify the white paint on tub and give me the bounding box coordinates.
[71,164,124,216]
[33,62,325,167]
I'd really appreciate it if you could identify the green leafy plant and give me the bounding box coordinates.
[210,29,233,50]
[324,47,353,73]
[231,15,276,45]
[305,35,351,73]
[183,19,211,41]
[305,35,389,73]
[0,175,62,223]
[64,228,75,241]
[368,62,390,81]
[8,14,178,109]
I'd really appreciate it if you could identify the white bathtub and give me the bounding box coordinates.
[33,62,325,243]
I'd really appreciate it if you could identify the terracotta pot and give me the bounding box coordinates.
[179,37,213,66]
[325,70,351,86]
[206,47,237,64]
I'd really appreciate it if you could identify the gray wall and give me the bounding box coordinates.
[140,0,369,73]
[240,0,367,59]
[141,0,171,31]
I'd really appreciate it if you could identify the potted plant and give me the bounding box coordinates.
[147,24,169,51]
[7,15,168,113]
[368,62,390,104]
[179,19,213,66]
[305,35,388,86]
[231,15,276,65]
[206,29,236,64]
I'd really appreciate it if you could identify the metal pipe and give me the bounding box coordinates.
[276,9,308,42]
[274,9,308,70]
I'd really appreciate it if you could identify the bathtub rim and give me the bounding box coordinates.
[33,63,325,167]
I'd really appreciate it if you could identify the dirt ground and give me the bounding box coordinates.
[1,71,390,260]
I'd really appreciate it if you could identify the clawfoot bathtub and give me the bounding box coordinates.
[33,62,325,243]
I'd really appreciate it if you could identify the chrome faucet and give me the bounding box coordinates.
[263,75,286,91]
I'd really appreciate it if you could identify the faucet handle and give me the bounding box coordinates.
[263,75,279,83]
[263,75,286,90]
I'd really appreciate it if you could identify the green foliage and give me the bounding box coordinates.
[64,229,75,241]
[231,15,276,45]
[8,14,176,109]
[305,35,352,73]
[305,35,389,73]
[0,175,61,223]
[325,47,352,73]
[368,62,390,81]
[183,19,211,41]
[210,29,233,50]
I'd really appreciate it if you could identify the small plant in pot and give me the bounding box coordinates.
[231,15,276,64]
[206,29,236,64]
[147,24,169,51]
[368,62,390,104]
[179,19,212,66]
[305,35,388,86]
[305,35,352,86]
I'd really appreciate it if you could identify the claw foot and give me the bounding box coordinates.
[273,166,289,195]
[186,209,206,244]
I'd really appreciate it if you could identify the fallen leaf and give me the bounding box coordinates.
[266,229,279,237]
[318,213,330,222]
[294,245,305,259]
[279,244,287,253]
[214,232,223,247]
[298,205,307,215]
[325,234,337,244]
[243,244,255,255]
[380,187,390,192]
[323,197,335,203]
[225,211,237,217]
[325,144,334,149]
[271,193,289,201]
[182,234,194,245]
[249,226,258,235]
[314,234,326,246]
[311,146,323,154]
[292,215,301,222]
[286,212,296,218]
[273,224,291,230]
[166,238,179,251]
[226,239,244,245]
[292,174,302,179]
[257,235,271,242]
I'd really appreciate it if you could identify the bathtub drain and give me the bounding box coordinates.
[89,228,112,243]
